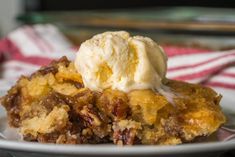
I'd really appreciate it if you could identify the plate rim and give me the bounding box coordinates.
[0,139,235,155]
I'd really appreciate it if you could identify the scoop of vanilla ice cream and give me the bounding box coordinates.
[75,31,167,92]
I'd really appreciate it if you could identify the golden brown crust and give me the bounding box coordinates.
[1,56,226,145]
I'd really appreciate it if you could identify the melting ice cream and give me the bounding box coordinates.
[75,31,167,92]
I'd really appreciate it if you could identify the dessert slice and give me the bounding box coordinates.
[1,56,225,145]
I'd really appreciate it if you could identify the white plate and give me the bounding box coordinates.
[0,89,235,157]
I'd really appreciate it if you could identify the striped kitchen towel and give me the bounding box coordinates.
[0,24,235,92]
[0,24,76,90]
[166,47,235,89]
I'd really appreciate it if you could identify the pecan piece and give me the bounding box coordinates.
[113,120,142,145]
[38,66,58,75]
[96,90,130,120]
[1,86,21,127]
[113,128,138,145]
[80,105,102,127]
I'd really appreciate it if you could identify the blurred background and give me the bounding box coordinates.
[1,0,235,50]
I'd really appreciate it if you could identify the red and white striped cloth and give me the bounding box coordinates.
[0,24,76,90]
[0,24,235,94]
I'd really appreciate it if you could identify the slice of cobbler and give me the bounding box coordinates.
[1,56,225,145]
